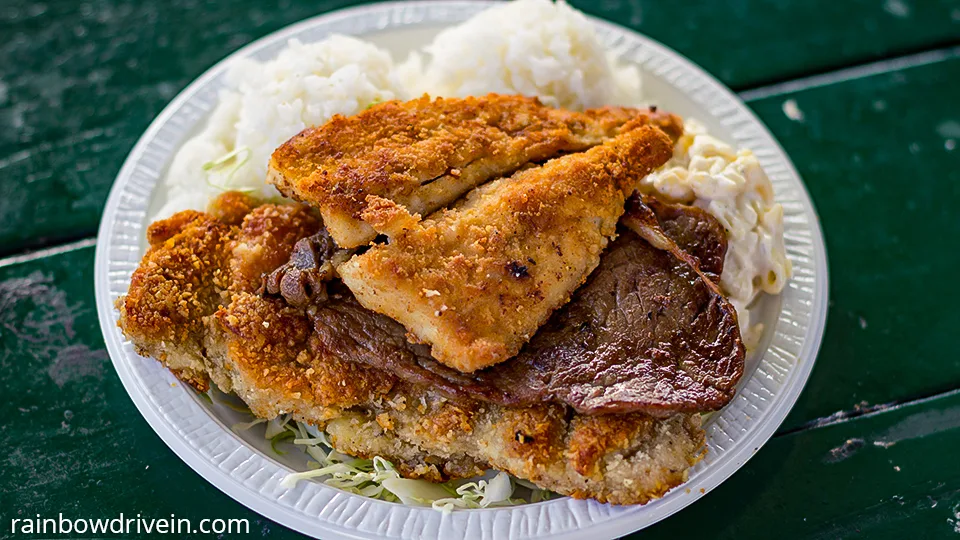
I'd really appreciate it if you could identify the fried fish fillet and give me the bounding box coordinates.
[268,94,681,248]
[338,125,674,372]
[118,194,705,504]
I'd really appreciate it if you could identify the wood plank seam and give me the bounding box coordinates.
[775,388,960,438]
[0,237,97,269]
[739,44,960,101]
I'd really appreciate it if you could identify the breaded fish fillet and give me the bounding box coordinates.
[117,194,705,505]
[268,94,681,248]
[338,125,674,372]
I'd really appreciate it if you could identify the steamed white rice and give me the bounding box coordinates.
[401,0,641,109]
[156,0,643,221]
[156,36,406,219]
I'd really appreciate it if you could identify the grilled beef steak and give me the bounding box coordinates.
[267,196,744,416]
[262,228,351,306]
[481,195,743,415]
[641,196,727,278]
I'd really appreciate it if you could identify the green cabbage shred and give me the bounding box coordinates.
[221,395,555,511]
[202,146,257,193]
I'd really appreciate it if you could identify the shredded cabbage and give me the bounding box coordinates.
[231,418,266,432]
[429,472,514,513]
[224,401,555,511]
[201,146,256,193]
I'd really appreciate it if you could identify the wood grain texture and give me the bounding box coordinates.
[572,0,960,89]
[635,390,960,539]
[0,246,301,538]
[0,0,374,256]
[1,0,957,255]
[748,55,960,431]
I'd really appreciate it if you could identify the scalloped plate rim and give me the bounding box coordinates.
[94,2,829,539]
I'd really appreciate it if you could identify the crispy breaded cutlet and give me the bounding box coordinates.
[117,195,705,504]
[337,125,674,372]
[267,94,681,248]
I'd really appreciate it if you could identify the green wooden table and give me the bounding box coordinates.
[2,1,959,538]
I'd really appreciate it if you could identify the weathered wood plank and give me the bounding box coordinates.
[574,0,960,89]
[0,246,301,538]
[635,390,960,539]
[0,0,372,255]
[746,55,960,430]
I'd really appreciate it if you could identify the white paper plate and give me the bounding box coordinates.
[94,2,829,538]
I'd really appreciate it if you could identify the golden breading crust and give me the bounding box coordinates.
[268,94,681,248]
[118,209,230,390]
[326,401,704,504]
[209,292,705,504]
[117,196,705,504]
[338,125,675,372]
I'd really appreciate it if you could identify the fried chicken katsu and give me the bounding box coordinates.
[267,94,682,248]
[338,125,675,372]
[118,194,705,504]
